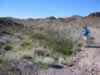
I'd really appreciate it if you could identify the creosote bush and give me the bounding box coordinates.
[47,39,73,55]
[33,30,79,56]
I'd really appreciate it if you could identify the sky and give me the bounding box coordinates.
[0,0,100,18]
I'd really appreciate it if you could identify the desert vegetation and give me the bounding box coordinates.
[0,12,100,75]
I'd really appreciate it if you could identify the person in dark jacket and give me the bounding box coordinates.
[82,26,91,46]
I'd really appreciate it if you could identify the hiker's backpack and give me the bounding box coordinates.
[82,28,91,36]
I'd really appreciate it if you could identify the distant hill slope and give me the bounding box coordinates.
[88,12,100,17]
[0,12,100,32]
[0,18,24,32]
[0,18,23,27]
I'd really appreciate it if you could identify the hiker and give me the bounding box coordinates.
[81,26,91,46]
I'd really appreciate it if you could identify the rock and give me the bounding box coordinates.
[34,56,43,63]
[42,57,55,64]
[58,57,65,64]
[48,64,64,69]
[34,56,55,64]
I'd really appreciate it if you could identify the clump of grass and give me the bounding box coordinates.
[33,33,48,40]
[6,27,16,33]
[33,32,78,56]
[34,63,48,69]
[18,42,33,51]
[4,45,13,51]
[23,32,33,39]
[21,42,32,47]
[19,55,32,62]
[47,39,73,55]
[17,34,33,51]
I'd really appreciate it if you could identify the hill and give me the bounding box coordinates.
[0,12,100,75]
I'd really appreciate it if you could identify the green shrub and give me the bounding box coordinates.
[47,39,73,55]
[17,41,32,51]
[23,32,33,39]
[33,33,76,56]
[33,33,48,40]
[21,42,31,47]
[32,29,80,56]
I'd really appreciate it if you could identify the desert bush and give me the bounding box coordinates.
[21,42,31,47]
[1,31,13,35]
[18,41,33,51]
[47,33,74,55]
[33,28,80,56]
[47,39,73,55]
[4,45,13,51]
[33,33,48,40]
[16,33,33,51]
[21,55,32,61]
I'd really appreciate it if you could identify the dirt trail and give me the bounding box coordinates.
[38,27,100,75]
[78,27,100,67]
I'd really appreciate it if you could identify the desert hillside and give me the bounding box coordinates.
[0,12,100,75]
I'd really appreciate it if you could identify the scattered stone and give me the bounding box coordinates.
[48,64,64,69]
[0,61,39,75]
[42,57,55,64]
[58,57,65,64]
[34,56,55,64]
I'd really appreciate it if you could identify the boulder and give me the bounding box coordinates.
[34,56,55,64]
